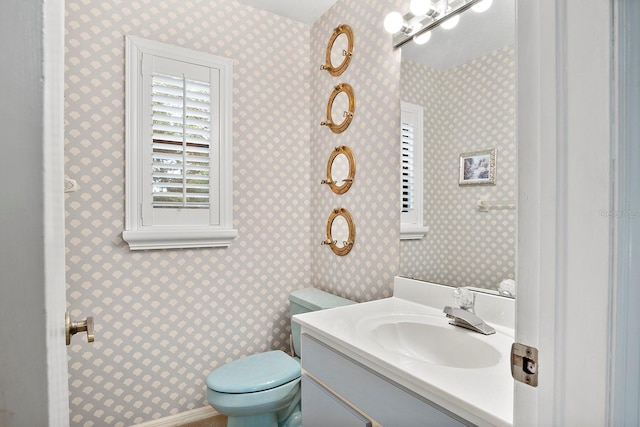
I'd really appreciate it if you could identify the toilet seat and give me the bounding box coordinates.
[206,350,301,394]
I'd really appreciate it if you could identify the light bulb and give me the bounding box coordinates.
[414,31,431,45]
[384,11,405,34]
[440,14,459,30]
[472,0,493,13]
[410,0,431,16]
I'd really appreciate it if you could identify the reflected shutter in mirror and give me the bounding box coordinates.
[401,121,414,213]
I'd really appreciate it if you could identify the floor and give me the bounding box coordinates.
[178,415,228,427]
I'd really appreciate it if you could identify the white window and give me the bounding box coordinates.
[123,36,237,250]
[400,101,428,240]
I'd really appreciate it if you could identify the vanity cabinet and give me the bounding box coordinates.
[302,374,373,427]
[301,334,471,427]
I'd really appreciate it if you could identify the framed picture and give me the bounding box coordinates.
[459,148,496,186]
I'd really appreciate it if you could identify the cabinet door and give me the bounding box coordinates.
[302,335,469,427]
[302,374,372,427]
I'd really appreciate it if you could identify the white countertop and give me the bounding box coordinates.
[293,277,515,427]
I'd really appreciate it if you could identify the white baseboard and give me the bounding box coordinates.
[132,406,220,427]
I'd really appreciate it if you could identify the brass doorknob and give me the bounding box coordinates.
[65,312,94,345]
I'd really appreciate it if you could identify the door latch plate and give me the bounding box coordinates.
[511,342,538,387]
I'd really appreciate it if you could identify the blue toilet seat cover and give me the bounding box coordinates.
[206,350,301,393]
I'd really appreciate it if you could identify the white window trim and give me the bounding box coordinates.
[400,101,428,240]
[123,35,237,250]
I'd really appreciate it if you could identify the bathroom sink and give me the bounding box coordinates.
[358,314,502,369]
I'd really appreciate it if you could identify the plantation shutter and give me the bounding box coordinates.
[400,101,427,240]
[401,121,414,213]
[151,73,212,208]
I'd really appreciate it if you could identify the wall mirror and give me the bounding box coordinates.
[398,0,516,296]
[321,24,354,77]
[322,146,356,194]
[322,208,355,256]
[321,83,355,134]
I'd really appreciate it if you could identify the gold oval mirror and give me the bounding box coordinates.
[321,83,355,134]
[321,208,355,256]
[321,25,354,77]
[322,146,356,194]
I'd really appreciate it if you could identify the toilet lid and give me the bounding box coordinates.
[206,350,301,393]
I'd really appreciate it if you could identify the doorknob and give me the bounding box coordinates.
[65,312,94,345]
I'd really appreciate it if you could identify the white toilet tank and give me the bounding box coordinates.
[289,288,355,356]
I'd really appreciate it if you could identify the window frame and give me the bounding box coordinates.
[123,35,237,250]
[400,101,428,240]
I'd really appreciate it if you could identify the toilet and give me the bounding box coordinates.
[205,288,354,427]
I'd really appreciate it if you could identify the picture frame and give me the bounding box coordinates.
[459,148,496,186]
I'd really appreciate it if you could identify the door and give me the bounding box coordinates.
[0,0,69,426]
[611,0,640,424]
[515,0,613,425]
[45,0,72,425]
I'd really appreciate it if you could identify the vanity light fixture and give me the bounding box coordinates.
[384,0,491,48]
[440,14,460,29]
[383,11,411,34]
[410,0,436,17]
[413,30,432,45]
[472,0,493,13]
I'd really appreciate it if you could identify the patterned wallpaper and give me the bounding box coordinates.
[310,0,402,302]
[399,46,517,290]
[64,1,311,425]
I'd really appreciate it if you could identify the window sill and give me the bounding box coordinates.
[400,225,429,240]
[122,227,238,250]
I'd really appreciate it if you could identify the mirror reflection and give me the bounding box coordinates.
[331,91,350,127]
[324,145,355,194]
[324,208,355,256]
[322,84,355,134]
[331,214,349,249]
[398,0,516,295]
[331,153,349,182]
[330,33,349,69]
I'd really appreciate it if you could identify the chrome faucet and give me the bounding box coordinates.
[443,287,496,335]
[443,306,496,335]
